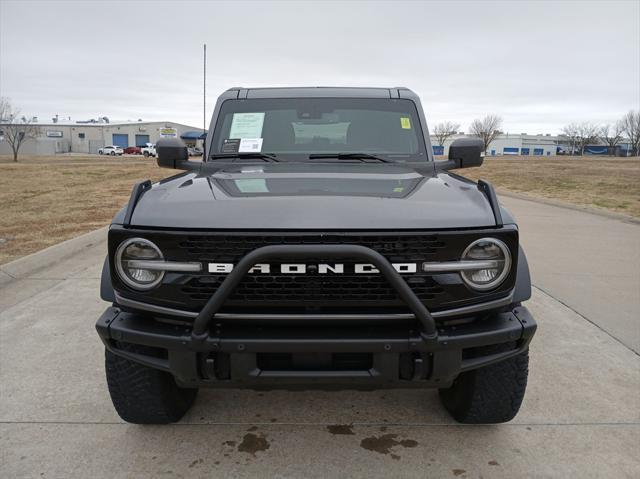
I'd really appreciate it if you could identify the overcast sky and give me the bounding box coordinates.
[1,0,638,134]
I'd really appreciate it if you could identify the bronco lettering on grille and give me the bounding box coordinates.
[207,263,418,274]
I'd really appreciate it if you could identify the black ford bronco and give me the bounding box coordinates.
[96,87,536,424]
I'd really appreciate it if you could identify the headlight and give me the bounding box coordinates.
[460,238,511,291]
[115,238,164,290]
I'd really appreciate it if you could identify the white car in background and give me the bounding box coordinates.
[98,145,124,156]
[187,146,203,157]
[141,143,156,157]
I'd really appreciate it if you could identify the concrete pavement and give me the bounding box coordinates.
[1,196,639,478]
[501,195,640,353]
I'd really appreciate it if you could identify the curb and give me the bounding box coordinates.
[0,226,108,287]
[497,190,640,225]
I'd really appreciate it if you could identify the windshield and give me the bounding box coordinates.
[210,98,427,161]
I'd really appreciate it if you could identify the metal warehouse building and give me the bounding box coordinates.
[0,120,204,156]
[432,133,559,157]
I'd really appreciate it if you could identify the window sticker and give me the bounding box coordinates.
[239,138,263,153]
[229,112,265,139]
[235,179,269,193]
[222,138,240,153]
[400,117,411,129]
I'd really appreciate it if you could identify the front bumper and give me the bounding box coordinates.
[98,243,536,388]
[96,305,536,389]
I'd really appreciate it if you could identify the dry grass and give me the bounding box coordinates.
[459,156,640,218]
[0,155,171,264]
[1,154,638,265]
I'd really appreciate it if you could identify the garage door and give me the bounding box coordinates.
[135,134,150,147]
[112,134,129,148]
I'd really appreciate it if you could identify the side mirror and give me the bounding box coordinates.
[447,138,484,169]
[156,138,198,170]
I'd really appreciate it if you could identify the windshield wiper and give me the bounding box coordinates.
[209,152,279,162]
[308,153,392,163]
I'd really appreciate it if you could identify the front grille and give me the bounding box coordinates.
[110,228,519,314]
[177,234,447,307]
[177,234,447,263]
[182,273,445,305]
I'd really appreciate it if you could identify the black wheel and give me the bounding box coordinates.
[105,343,198,424]
[143,151,149,157]
[439,345,529,424]
[98,151,103,155]
[110,151,116,156]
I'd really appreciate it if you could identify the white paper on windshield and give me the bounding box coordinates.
[238,138,263,153]
[229,112,265,139]
[235,179,269,193]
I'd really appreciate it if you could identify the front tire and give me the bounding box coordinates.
[439,345,529,424]
[110,151,116,156]
[105,343,198,424]
[143,151,149,157]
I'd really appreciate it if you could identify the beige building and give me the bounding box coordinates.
[0,120,204,156]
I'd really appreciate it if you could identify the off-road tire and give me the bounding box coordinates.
[438,345,529,424]
[105,343,198,424]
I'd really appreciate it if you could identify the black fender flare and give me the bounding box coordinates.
[100,255,115,303]
[513,245,532,303]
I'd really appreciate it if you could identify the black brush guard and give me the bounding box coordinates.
[97,244,536,388]
[191,245,438,343]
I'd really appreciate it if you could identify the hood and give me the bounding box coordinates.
[128,163,498,229]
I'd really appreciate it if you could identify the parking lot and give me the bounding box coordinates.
[1,196,639,478]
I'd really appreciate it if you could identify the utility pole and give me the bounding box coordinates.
[203,43,207,145]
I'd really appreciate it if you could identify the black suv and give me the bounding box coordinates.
[96,87,536,424]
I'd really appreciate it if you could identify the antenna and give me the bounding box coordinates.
[203,43,207,153]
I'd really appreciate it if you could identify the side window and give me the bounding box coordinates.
[78,133,85,139]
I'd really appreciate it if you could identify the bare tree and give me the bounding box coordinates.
[433,121,460,147]
[575,122,600,155]
[0,98,41,162]
[620,110,640,156]
[469,115,502,153]
[599,122,624,156]
[560,123,580,155]
[562,121,599,155]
